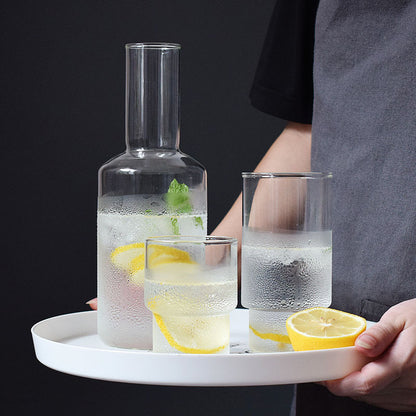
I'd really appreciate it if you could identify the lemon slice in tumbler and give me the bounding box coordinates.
[286,307,367,351]
[153,313,229,354]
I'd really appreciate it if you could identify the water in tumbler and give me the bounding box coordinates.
[145,262,237,354]
[97,194,206,349]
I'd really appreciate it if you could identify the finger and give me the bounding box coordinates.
[86,298,97,310]
[355,310,405,357]
[324,352,401,397]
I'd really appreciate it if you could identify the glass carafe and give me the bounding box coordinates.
[97,43,207,349]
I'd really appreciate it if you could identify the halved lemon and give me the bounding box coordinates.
[286,307,366,351]
[153,313,229,354]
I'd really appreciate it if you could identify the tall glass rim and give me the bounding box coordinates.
[125,42,181,50]
[146,236,237,246]
[242,172,332,179]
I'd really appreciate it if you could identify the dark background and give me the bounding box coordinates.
[4,1,291,414]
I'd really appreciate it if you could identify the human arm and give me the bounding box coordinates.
[211,121,312,280]
[212,121,312,239]
[322,298,416,412]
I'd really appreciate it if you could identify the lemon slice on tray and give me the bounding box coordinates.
[153,313,229,354]
[286,307,367,351]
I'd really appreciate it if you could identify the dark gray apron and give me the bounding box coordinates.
[296,1,416,414]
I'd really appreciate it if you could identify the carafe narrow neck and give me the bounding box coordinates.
[125,43,180,151]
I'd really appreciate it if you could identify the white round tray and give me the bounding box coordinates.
[31,309,371,386]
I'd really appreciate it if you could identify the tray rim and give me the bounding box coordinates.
[31,309,372,386]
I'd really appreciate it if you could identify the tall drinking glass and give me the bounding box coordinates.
[241,172,332,352]
[145,236,238,354]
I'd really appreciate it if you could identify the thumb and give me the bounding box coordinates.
[86,298,98,310]
[355,308,404,358]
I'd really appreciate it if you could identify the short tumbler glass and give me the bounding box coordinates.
[144,236,238,354]
[241,172,332,352]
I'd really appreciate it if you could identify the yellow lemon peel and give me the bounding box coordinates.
[249,325,291,344]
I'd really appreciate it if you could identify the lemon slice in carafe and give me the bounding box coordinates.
[111,243,195,285]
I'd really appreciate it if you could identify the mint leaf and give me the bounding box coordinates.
[165,179,192,213]
[171,217,179,235]
[194,216,204,229]
[168,178,187,194]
